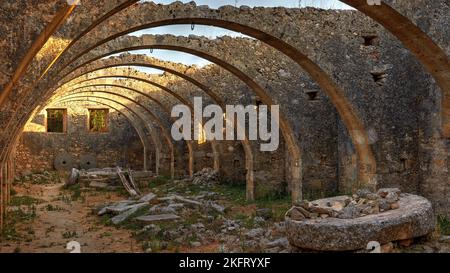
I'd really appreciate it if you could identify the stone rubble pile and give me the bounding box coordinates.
[67,167,154,189]
[16,171,61,184]
[191,168,220,186]
[79,168,119,186]
[287,188,402,221]
[96,189,291,253]
[96,192,226,225]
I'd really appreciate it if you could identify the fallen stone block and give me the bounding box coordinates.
[285,194,435,251]
[176,196,203,207]
[256,208,272,220]
[66,168,80,186]
[97,200,139,216]
[265,237,289,249]
[138,193,157,203]
[160,195,203,207]
[377,188,401,198]
[207,201,225,214]
[89,181,109,189]
[111,203,148,225]
[245,228,265,239]
[135,214,180,223]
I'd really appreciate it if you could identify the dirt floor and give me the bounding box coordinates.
[0,171,449,253]
[0,172,292,253]
[0,182,141,253]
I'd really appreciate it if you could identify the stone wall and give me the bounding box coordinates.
[0,2,448,216]
[14,100,146,175]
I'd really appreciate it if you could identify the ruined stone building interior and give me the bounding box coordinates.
[0,0,448,254]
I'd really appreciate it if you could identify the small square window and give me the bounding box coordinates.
[88,109,109,132]
[46,109,67,133]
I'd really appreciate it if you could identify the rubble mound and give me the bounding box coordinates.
[286,188,403,221]
[191,168,219,186]
[66,167,154,189]
[285,189,435,251]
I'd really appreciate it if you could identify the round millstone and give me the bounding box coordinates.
[54,152,74,171]
[80,154,97,170]
[285,194,435,251]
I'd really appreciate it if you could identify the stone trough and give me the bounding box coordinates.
[285,194,435,251]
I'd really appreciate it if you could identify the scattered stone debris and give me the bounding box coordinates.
[89,181,109,189]
[256,208,273,220]
[79,168,119,185]
[191,168,219,186]
[135,214,181,223]
[111,203,149,225]
[286,188,402,221]
[138,193,157,203]
[285,192,435,251]
[98,200,142,216]
[116,167,142,197]
[65,167,155,195]
[94,181,292,253]
[6,166,448,254]
[206,201,225,214]
[66,168,79,186]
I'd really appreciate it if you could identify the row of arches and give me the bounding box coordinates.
[0,1,449,227]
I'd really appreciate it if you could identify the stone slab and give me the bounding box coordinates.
[135,214,180,223]
[111,203,148,225]
[285,194,435,251]
[89,181,109,189]
[138,193,157,203]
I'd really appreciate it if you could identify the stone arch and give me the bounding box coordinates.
[54,80,219,180]
[64,75,224,175]
[65,73,234,179]
[50,94,166,173]
[59,53,302,201]
[55,72,255,198]
[340,0,450,137]
[50,98,151,171]
[70,75,195,109]
[64,83,172,113]
[56,58,279,201]
[48,15,376,193]
[53,92,176,178]
[3,2,448,190]
[0,3,77,107]
[52,2,447,143]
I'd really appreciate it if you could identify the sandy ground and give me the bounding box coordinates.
[1,181,448,254]
[0,183,141,253]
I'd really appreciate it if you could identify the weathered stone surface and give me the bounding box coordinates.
[16,102,146,173]
[245,228,265,239]
[377,188,401,198]
[138,193,157,203]
[286,207,306,221]
[135,214,180,223]
[66,168,79,186]
[89,181,109,189]
[111,203,148,225]
[97,200,138,216]
[191,167,220,185]
[265,237,289,249]
[0,1,449,226]
[256,208,273,220]
[54,152,74,171]
[159,195,203,207]
[206,201,225,214]
[285,194,435,251]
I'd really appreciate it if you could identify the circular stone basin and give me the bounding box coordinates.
[285,194,435,251]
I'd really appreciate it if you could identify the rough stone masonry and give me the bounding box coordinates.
[0,1,448,228]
